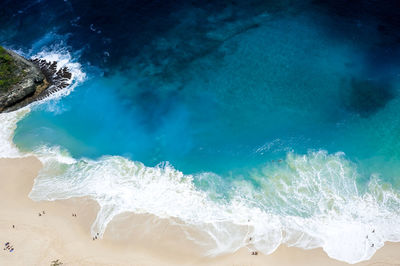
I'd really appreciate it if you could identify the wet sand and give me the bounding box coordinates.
[0,157,399,266]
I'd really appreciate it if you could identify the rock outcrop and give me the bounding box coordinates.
[0,47,49,112]
[0,46,73,113]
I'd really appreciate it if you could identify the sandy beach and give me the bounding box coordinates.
[1,156,399,266]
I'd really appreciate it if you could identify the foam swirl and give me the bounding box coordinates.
[27,150,400,264]
[1,48,400,264]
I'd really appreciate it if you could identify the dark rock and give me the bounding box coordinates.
[0,48,47,112]
[31,58,73,101]
[0,47,73,112]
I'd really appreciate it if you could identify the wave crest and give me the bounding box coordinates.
[27,150,400,264]
[1,47,400,264]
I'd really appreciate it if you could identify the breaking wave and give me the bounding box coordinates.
[27,149,400,264]
[1,48,400,265]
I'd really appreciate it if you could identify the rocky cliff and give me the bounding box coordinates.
[0,46,72,112]
[0,46,49,112]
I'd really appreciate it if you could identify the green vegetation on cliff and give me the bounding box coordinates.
[0,46,21,92]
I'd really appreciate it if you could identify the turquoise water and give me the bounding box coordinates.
[2,1,400,263]
[14,15,400,182]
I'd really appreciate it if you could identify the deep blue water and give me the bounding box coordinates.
[3,0,399,179]
[2,0,400,262]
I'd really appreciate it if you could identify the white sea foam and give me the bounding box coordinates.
[0,107,30,158]
[27,150,400,264]
[1,49,400,264]
[245,152,400,263]
[30,49,86,111]
[0,47,85,157]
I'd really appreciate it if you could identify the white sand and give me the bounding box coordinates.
[0,157,399,266]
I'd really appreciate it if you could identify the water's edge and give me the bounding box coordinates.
[0,50,400,264]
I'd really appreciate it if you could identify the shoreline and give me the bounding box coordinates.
[0,47,76,113]
[0,156,399,265]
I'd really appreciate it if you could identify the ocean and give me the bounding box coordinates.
[1,0,400,263]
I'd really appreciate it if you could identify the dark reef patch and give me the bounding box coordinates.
[342,78,395,117]
[0,0,302,72]
[2,1,400,117]
[310,0,400,80]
